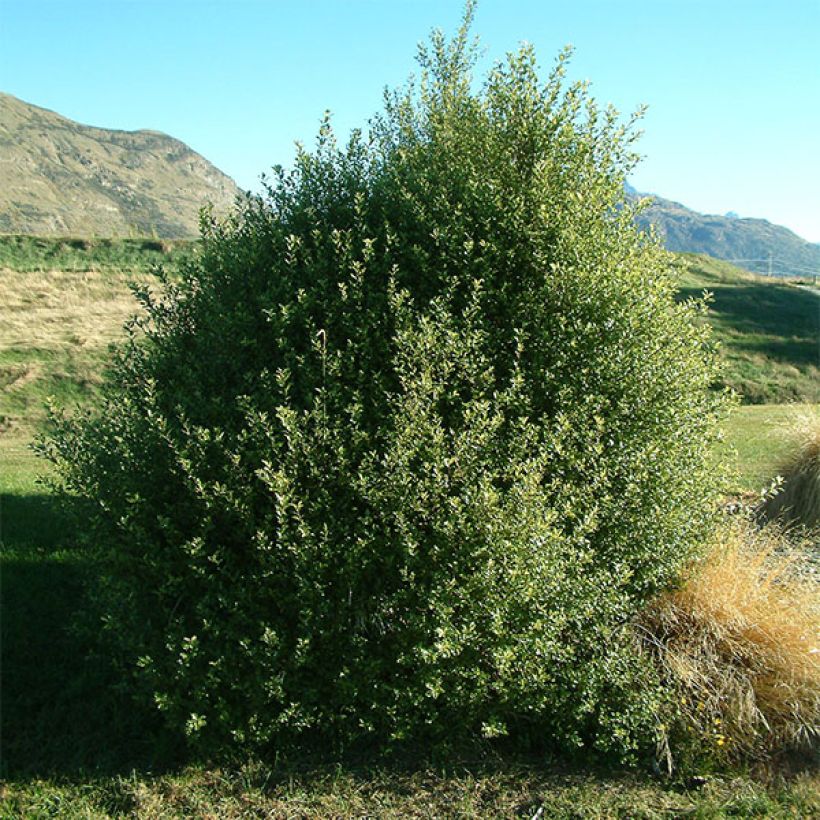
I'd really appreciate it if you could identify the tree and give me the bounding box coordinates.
[42,5,725,761]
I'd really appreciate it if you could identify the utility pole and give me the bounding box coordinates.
[768,252,773,277]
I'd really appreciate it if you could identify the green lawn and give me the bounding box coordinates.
[0,434,42,494]
[2,764,817,818]
[718,403,818,494]
[1,431,176,784]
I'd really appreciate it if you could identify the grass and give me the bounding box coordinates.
[2,764,818,818]
[1,245,818,814]
[0,434,179,783]
[0,234,194,274]
[716,403,819,495]
[0,264,161,436]
[640,520,819,769]
[677,254,819,405]
[761,409,820,529]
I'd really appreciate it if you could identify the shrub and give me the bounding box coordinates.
[761,409,820,530]
[40,7,725,761]
[641,519,819,770]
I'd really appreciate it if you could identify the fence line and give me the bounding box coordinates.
[722,256,818,283]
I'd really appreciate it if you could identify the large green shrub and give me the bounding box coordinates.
[42,11,725,761]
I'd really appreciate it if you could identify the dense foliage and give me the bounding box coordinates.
[42,12,725,762]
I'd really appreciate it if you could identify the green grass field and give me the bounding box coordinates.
[1,243,818,816]
[2,763,818,818]
[718,403,819,494]
[677,253,819,405]
[0,234,194,274]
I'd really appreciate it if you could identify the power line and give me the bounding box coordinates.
[721,256,819,283]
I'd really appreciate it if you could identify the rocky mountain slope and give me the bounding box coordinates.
[0,93,239,238]
[632,188,820,279]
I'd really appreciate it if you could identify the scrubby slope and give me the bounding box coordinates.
[0,93,239,237]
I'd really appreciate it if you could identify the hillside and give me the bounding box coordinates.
[0,93,240,238]
[634,190,820,279]
[676,253,819,404]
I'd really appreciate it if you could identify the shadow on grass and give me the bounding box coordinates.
[678,284,819,367]
[1,492,71,552]
[1,490,185,779]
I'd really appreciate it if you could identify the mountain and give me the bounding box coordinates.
[0,93,240,238]
[632,190,820,279]
[3,90,817,265]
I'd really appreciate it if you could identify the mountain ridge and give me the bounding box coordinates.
[0,92,239,238]
[3,90,819,273]
[631,188,820,278]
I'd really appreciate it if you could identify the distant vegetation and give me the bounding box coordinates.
[0,233,195,273]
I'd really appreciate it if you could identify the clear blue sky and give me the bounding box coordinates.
[2,0,819,241]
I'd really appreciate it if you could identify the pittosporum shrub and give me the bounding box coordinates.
[41,9,726,762]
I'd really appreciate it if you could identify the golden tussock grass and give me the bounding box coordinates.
[761,408,820,531]
[640,519,819,768]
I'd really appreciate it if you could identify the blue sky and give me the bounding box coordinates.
[2,0,819,241]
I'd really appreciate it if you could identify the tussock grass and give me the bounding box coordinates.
[762,409,820,530]
[641,519,819,769]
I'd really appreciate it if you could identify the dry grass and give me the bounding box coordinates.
[640,519,819,769]
[0,267,152,434]
[761,408,820,530]
[0,267,151,353]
